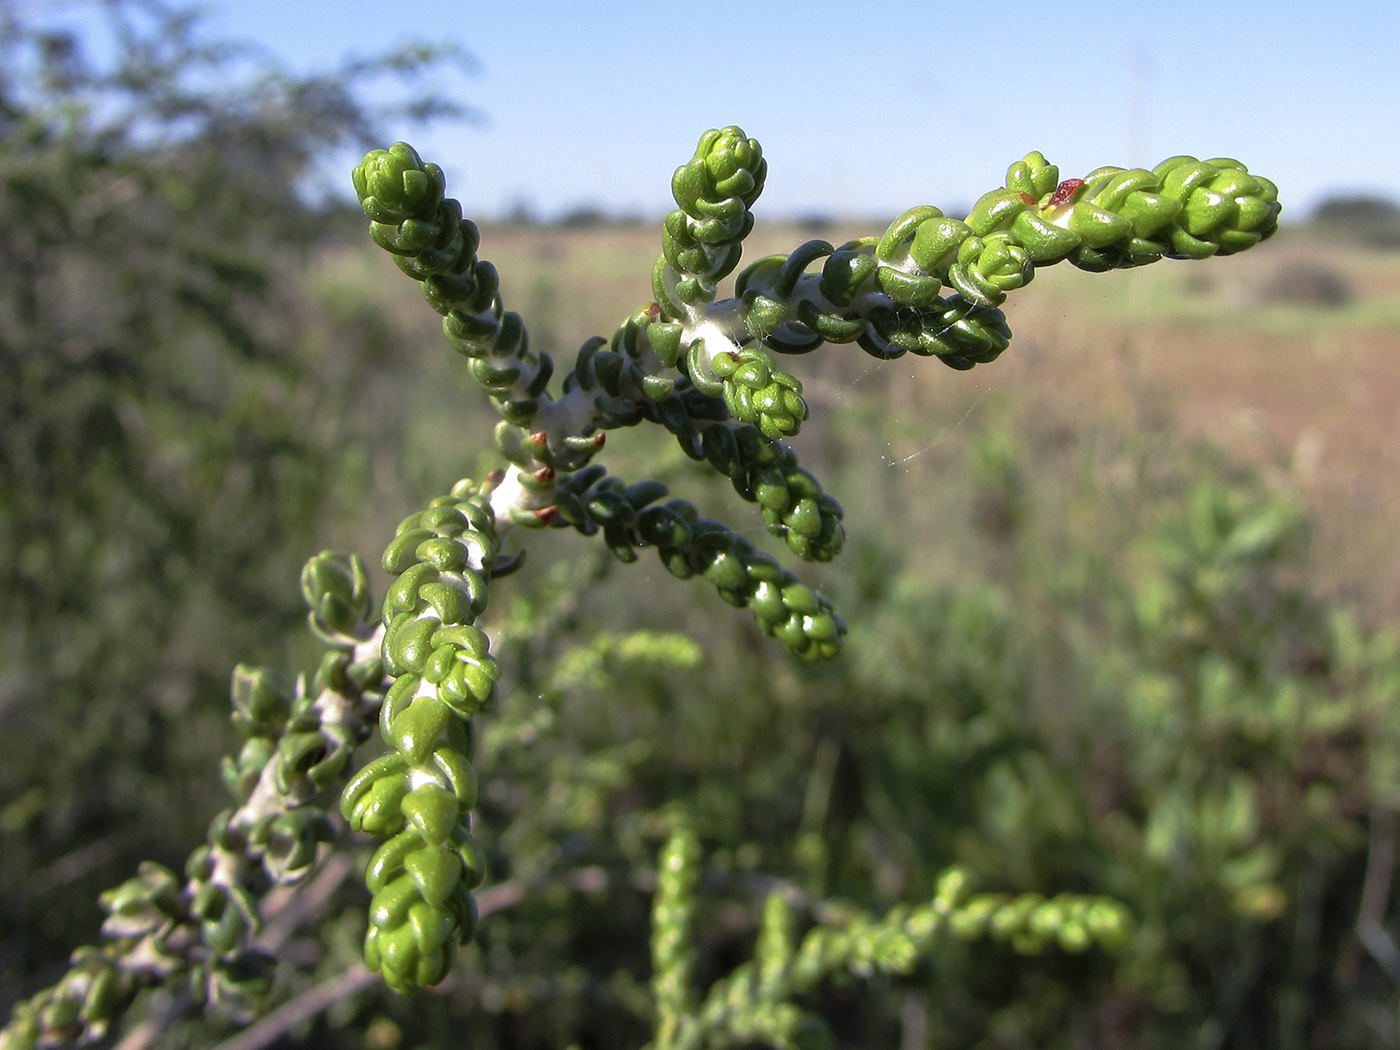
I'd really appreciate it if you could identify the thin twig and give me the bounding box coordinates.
[111,991,193,1050]
[207,870,598,1050]
[114,853,358,1050]
[256,851,355,954]
[1338,806,1397,986]
[36,835,122,891]
[899,992,928,1050]
[208,964,378,1050]
[110,1017,161,1050]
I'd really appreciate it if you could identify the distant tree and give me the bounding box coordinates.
[1311,193,1400,246]
[557,203,611,229]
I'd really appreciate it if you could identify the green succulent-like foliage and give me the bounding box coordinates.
[647,828,1130,1050]
[575,323,845,563]
[337,126,1269,1006]
[648,137,1279,442]
[354,143,554,430]
[340,481,503,991]
[350,139,849,659]
[553,468,845,660]
[0,555,388,1049]
[655,126,768,313]
[352,129,1274,667]
[3,122,1282,1047]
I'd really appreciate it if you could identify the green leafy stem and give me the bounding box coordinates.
[1,554,386,1048]
[647,822,1130,1050]
[354,129,1277,662]
[0,125,1276,1045]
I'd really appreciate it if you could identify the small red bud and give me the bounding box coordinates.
[533,466,555,483]
[1046,179,1085,208]
[530,431,548,449]
[533,506,558,525]
[485,469,506,486]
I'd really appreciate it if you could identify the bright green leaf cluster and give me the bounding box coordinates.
[694,345,807,441]
[867,151,1280,312]
[339,480,503,991]
[694,148,1277,439]
[654,126,767,313]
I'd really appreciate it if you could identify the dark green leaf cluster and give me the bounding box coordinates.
[573,320,845,561]
[214,649,379,886]
[696,422,844,563]
[739,235,1014,368]
[353,142,552,427]
[552,468,846,661]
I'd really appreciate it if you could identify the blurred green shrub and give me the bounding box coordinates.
[0,0,467,1001]
[309,417,1387,1050]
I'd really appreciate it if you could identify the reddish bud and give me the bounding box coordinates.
[533,466,555,484]
[533,506,558,526]
[1047,179,1085,208]
[530,431,548,449]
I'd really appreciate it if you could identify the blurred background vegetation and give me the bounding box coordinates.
[5,2,1400,1048]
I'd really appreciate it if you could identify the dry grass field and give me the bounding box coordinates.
[997,228,1400,621]
[316,221,1400,625]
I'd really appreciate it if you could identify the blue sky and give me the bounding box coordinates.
[56,0,1400,221]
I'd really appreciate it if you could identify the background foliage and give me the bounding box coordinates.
[5,3,1400,1048]
[0,0,468,1005]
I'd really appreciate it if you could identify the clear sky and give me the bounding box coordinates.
[55,0,1400,221]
